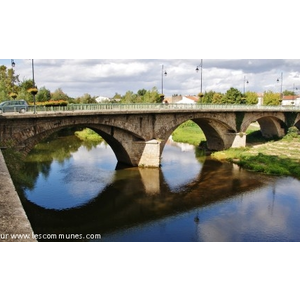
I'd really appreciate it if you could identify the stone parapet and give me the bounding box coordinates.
[0,150,36,242]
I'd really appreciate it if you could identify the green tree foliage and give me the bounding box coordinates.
[140,87,161,103]
[17,79,37,102]
[202,90,218,104]
[0,65,20,101]
[212,92,223,104]
[36,86,51,102]
[75,93,97,104]
[112,92,122,100]
[51,88,70,101]
[263,90,281,105]
[120,87,161,103]
[137,89,147,96]
[122,90,136,103]
[222,87,243,104]
[245,91,258,105]
[283,90,295,96]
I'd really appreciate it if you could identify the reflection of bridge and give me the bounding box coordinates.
[21,158,272,241]
[1,104,300,167]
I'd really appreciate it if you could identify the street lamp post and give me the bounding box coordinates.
[32,59,35,87]
[195,59,203,94]
[161,65,167,95]
[9,60,17,100]
[243,76,249,94]
[29,59,38,114]
[277,72,283,100]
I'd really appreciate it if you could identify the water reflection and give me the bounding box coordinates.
[162,138,204,192]
[14,131,300,242]
[25,143,116,210]
[195,177,300,242]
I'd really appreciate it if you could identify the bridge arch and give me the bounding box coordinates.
[241,113,287,140]
[158,115,237,153]
[192,118,236,150]
[15,123,147,168]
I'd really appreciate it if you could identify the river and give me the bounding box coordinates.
[12,131,300,242]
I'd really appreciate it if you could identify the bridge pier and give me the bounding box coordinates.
[137,139,161,168]
[231,132,246,148]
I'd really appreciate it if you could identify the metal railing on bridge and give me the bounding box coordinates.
[26,103,300,113]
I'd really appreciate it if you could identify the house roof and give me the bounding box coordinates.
[184,96,198,102]
[282,95,297,100]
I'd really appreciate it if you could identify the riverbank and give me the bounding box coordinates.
[172,122,300,179]
[212,131,300,178]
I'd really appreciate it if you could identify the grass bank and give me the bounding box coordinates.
[212,127,300,179]
[172,120,206,146]
[75,128,103,142]
[173,121,300,179]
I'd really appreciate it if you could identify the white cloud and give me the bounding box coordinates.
[2,59,300,98]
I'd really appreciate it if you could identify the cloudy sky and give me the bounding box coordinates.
[1,59,300,99]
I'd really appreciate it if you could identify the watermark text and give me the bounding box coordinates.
[1,232,101,241]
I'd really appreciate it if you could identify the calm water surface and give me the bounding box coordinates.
[17,135,300,242]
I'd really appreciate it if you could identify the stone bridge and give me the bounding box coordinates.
[0,104,299,167]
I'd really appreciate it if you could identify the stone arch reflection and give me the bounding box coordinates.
[19,140,270,241]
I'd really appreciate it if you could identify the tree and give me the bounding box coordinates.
[0,65,20,101]
[245,91,258,105]
[202,90,216,104]
[76,93,97,104]
[36,86,51,102]
[137,89,147,96]
[51,88,70,101]
[212,93,223,104]
[222,87,243,104]
[119,87,160,103]
[263,91,281,105]
[142,87,160,103]
[283,90,295,96]
[112,93,122,100]
[18,79,36,102]
[122,91,136,103]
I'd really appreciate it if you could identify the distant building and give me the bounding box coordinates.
[256,93,300,106]
[166,95,198,104]
[95,96,110,103]
[281,95,300,106]
[184,96,198,102]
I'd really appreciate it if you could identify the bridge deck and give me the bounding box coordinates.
[1,103,300,118]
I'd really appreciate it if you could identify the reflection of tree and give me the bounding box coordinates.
[194,147,207,164]
[9,129,97,191]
